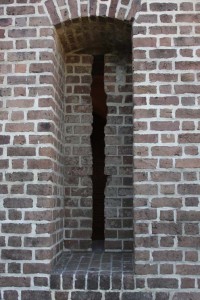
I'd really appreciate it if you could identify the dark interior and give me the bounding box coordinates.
[90,55,107,249]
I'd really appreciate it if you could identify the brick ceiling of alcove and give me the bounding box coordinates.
[56,17,132,54]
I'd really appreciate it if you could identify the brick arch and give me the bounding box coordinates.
[45,0,141,26]
[55,17,132,55]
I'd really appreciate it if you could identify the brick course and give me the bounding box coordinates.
[1,0,200,299]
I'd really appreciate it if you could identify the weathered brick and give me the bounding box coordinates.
[152,146,182,156]
[0,135,10,144]
[2,223,31,234]
[0,277,30,287]
[24,237,52,247]
[122,293,153,300]
[0,0,200,295]
[71,292,102,300]
[6,123,34,132]
[21,291,51,300]
[7,147,35,156]
[3,290,19,300]
[152,251,182,261]
[23,263,51,274]
[2,250,32,260]
[7,6,35,15]
[178,184,200,195]
[152,222,182,235]
[148,278,178,288]
[150,3,177,11]
[5,172,33,182]
[150,121,179,131]
[27,184,53,195]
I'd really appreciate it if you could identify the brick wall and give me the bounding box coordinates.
[0,1,66,298]
[63,53,133,252]
[64,54,93,250]
[1,0,200,299]
[133,1,200,295]
[104,54,133,251]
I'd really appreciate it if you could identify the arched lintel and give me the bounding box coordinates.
[55,16,132,55]
[45,0,141,27]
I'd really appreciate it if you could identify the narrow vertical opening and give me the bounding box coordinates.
[90,55,107,251]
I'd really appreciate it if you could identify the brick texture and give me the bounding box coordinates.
[1,0,200,299]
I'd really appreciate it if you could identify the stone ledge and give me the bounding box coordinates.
[50,251,134,290]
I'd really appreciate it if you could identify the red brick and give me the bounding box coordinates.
[135,209,157,220]
[34,276,48,287]
[27,184,53,195]
[4,290,19,300]
[134,61,156,71]
[151,172,181,182]
[137,14,157,24]
[150,121,179,131]
[178,184,200,195]
[8,29,36,38]
[185,251,198,262]
[0,277,30,287]
[175,37,200,46]
[0,185,8,194]
[150,3,177,11]
[160,14,173,23]
[150,26,177,35]
[152,222,182,235]
[23,263,51,274]
[0,135,10,144]
[135,184,158,195]
[24,237,52,247]
[176,14,200,23]
[0,18,12,26]
[21,291,51,300]
[176,159,200,168]
[185,146,198,155]
[135,134,158,144]
[136,236,158,248]
[134,159,157,169]
[179,133,200,143]
[134,109,156,118]
[159,159,173,169]
[7,6,35,15]
[152,251,182,261]
[45,0,60,24]
[176,265,200,275]
[135,264,157,275]
[177,210,200,221]
[25,210,52,221]
[176,108,200,118]
[7,147,35,156]
[150,49,176,58]
[29,16,50,26]
[27,159,53,169]
[152,146,182,156]
[150,73,177,82]
[2,223,31,234]
[2,250,32,260]
[182,121,195,130]
[30,63,53,73]
[5,172,33,182]
[133,38,156,48]
[176,61,200,70]
[4,198,33,209]
[148,278,178,289]
[7,76,35,85]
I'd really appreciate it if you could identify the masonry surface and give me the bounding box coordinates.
[1,0,200,299]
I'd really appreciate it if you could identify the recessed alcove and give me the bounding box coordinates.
[51,15,133,289]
